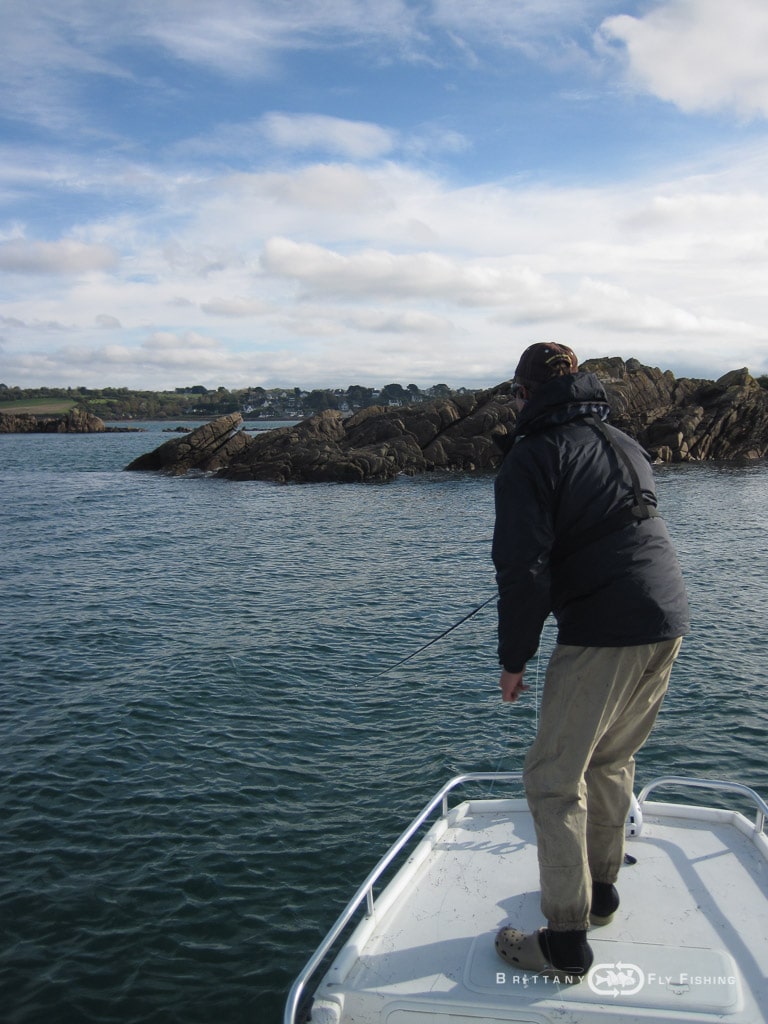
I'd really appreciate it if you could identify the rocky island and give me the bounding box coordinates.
[0,408,106,433]
[125,358,768,483]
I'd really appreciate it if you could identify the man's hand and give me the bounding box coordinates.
[499,669,529,703]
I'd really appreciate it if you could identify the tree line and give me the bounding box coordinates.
[0,382,470,421]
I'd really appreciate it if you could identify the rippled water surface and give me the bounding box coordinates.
[1,428,767,1023]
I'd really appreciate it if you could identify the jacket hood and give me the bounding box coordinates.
[514,372,609,437]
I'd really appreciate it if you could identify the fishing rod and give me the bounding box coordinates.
[370,594,496,681]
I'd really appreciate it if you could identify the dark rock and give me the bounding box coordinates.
[584,360,768,463]
[217,385,516,483]
[0,408,105,433]
[125,413,248,475]
[221,409,399,483]
[124,361,768,481]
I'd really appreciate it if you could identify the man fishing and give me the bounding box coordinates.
[492,342,689,979]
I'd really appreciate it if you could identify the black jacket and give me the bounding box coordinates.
[492,372,689,672]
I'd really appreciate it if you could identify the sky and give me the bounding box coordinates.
[2,0,768,391]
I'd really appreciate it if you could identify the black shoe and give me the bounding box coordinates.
[539,929,594,976]
[590,882,619,926]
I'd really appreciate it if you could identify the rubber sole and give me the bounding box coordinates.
[495,926,589,983]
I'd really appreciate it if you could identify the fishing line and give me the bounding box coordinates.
[369,594,496,682]
[488,616,557,795]
[488,636,544,794]
[367,592,549,803]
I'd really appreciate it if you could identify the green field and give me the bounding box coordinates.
[0,398,77,415]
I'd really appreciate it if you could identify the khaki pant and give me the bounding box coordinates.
[523,638,682,932]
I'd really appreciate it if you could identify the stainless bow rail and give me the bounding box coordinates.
[638,775,768,834]
[283,771,524,1024]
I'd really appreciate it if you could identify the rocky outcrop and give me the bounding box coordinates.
[0,408,106,433]
[124,360,768,482]
[125,412,249,475]
[588,359,768,462]
[218,384,516,483]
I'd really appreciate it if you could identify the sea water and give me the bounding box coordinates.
[1,426,766,1024]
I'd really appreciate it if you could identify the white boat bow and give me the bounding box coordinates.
[285,772,768,1024]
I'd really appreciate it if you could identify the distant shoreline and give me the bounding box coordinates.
[0,408,302,423]
[0,410,301,434]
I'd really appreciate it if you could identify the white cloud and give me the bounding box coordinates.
[0,4,134,130]
[143,331,225,358]
[141,0,423,74]
[0,0,426,125]
[434,0,612,40]
[0,0,612,136]
[600,0,768,118]
[3,128,768,388]
[95,314,121,328]
[172,114,469,168]
[0,314,69,332]
[260,113,396,159]
[402,122,471,159]
[569,277,756,336]
[205,163,392,229]
[341,308,455,335]
[261,236,559,309]
[200,298,271,318]
[0,238,118,274]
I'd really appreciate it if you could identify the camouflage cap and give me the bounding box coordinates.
[513,342,578,387]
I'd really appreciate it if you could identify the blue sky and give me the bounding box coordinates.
[2,0,768,390]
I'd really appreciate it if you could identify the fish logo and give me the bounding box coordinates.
[589,962,645,998]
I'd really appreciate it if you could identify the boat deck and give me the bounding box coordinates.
[302,780,768,1024]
